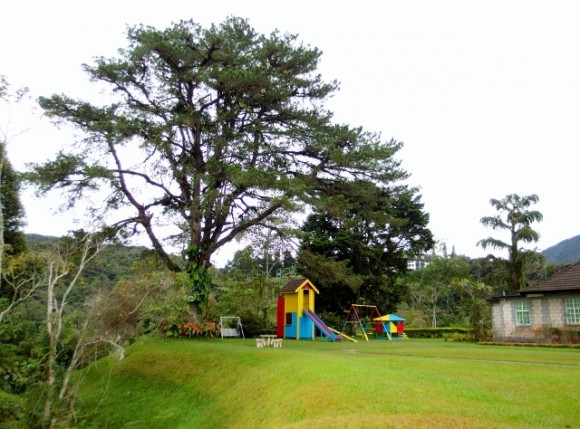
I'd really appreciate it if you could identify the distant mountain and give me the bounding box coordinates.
[25,233,150,290]
[542,235,580,264]
[25,233,61,249]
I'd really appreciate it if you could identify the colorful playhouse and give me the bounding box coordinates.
[373,314,406,339]
[276,278,342,341]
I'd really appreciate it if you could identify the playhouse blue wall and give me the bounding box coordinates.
[284,313,315,339]
[285,313,297,338]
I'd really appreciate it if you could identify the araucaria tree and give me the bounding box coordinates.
[478,193,543,292]
[31,18,415,312]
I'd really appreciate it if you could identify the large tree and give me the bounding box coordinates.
[0,143,26,258]
[30,18,409,311]
[1,75,28,298]
[477,193,543,292]
[298,184,433,313]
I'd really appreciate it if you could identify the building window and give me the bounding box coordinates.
[285,313,292,325]
[565,298,580,324]
[515,301,530,325]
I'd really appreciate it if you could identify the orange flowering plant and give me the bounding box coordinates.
[161,320,220,338]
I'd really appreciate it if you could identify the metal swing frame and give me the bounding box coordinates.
[219,316,245,339]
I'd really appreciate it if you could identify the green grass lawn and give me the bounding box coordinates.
[74,336,580,429]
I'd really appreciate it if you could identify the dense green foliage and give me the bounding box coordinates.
[0,234,184,427]
[0,143,26,258]
[25,233,150,297]
[213,248,296,336]
[397,255,493,341]
[297,186,433,314]
[221,245,296,280]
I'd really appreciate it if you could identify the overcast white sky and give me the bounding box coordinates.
[1,0,579,265]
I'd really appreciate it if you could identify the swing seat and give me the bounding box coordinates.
[221,328,240,337]
[219,316,245,339]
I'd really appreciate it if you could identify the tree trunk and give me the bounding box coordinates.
[43,314,58,427]
[42,234,100,427]
[432,305,437,328]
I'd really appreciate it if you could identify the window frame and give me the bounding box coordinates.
[565,298,580,325]
[515,300,531,326]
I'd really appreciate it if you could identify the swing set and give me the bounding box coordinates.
[341,304,405,341]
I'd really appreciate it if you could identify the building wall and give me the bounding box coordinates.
[283,289,315,315]
[492,293,579,342]
[285,294,298,313]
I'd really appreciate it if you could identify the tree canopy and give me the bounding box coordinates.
[30,18,418,308]
[1,76,28,299]
[0,143,26,257]
[478,193,543,291]
[298,185,433,313]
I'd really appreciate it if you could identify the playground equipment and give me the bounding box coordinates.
[373,314,407,340]
[329,327,357,342]
[342,304,406,341]
[276,278,342,341]
[342,304,382,341]
[219,316,245,339]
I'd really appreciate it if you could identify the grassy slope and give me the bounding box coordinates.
[75,337,580,429]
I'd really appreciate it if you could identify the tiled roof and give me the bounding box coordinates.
[520,260,580,294]
[280,278,307,293]
[280,278,322,294]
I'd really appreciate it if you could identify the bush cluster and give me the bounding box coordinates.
[0,391,25,427]
[160,321,220,338]
[405,327,472,339]
[442,332,470,342]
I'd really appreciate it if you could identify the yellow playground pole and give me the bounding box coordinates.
[330,327,358,343]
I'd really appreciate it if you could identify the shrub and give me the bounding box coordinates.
[563,327,580,344]
[442,332,470,342]
[406,327,472,339]
[160,320,220,338]
[0,391,25,427]
[549,326,562,344]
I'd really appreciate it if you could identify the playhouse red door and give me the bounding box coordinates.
[276,297,285,338]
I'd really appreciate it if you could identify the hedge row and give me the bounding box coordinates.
[405,327,472,339]
[478,341,580,349]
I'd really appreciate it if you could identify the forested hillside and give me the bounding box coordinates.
[542,234,580,264]
[26,234,150,290]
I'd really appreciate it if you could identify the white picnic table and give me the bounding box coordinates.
[259,334,277,347]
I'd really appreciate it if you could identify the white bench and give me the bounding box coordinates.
[221,328,239,337]
[272,339,283,348]
[255,338,266,348]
